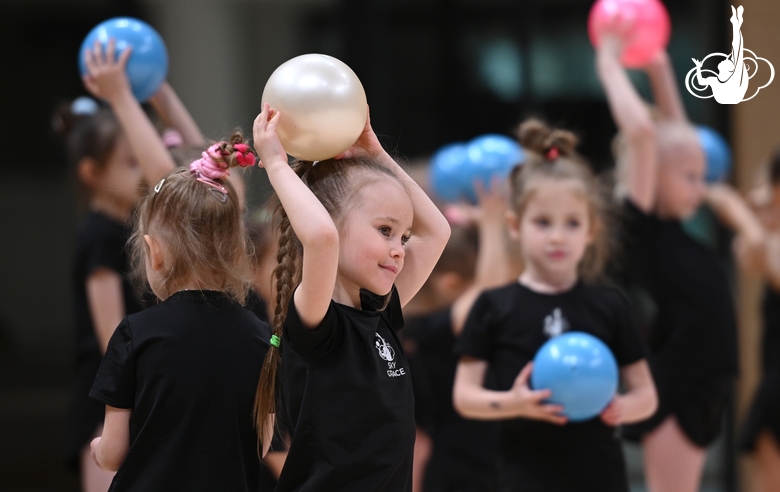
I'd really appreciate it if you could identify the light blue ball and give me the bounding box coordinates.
[430,142,470,202]
[79,17,168,102]
[530,331,618,422]
[696,125,732,183]
[462,134,524,203]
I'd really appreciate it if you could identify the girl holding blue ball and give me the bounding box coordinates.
[452,119,657,492]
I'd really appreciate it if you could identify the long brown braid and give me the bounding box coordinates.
[253,157,401,450]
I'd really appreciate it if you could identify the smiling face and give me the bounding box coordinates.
[336,178,414,297]
[512,178,593,284]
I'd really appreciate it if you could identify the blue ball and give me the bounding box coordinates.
[462,134,524,203]
[430,142,470,202]
[530,331,618,422]
[696,125,732,183]
[79,17,168,102]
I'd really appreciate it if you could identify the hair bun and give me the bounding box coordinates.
[517,118,578,157]
[52,97,100,138]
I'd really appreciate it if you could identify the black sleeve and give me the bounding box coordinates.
[284,295,342,360]
[90,318,136,409]
[85,225,127,277]
[609,291,648,367]
[453,292,494,361]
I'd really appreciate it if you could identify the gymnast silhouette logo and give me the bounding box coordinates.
[375,333,395,362]
[543,308,569,338]
[685,5,774,104]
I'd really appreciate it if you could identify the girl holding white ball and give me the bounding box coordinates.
[252,102,450,491]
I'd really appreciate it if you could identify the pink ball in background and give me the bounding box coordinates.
[588,0,671,68]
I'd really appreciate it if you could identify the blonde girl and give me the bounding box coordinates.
[89,135,273,491]
[252,104,450,491]
[452,119,657,492]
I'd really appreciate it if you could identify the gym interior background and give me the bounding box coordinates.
[0,0,778,490]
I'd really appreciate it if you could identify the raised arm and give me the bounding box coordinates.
[253,104,338,328]
[451,181,521,335]
[707,183,767,274]
[338,110,451,307]
[646,51,687,122]
[82,39,176,186]
[148,82,205,147]
[596,35,657,212]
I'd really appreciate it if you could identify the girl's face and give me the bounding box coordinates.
[94,135,143,213]
[337,179,413,297]
[512,179,593,283]
[655,129,707,220]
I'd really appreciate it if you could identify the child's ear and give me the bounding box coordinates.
[505,209,520,241]
[144,235,165,271]
[77,157,99,188]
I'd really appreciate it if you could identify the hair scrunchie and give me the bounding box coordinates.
[233,143,257,167]
[190,144,230,179]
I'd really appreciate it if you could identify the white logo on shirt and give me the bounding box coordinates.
[375,333,406,377]
[543,308,569,338]
[375,333,395,361]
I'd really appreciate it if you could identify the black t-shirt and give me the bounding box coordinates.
[72,211,143,362]
[402,309,499,479]
[455,282,647,492]
[762,286,780,373]
[66,211,143,465]
[90,290,270,492]
[277,288,415,492]
[620,199,739,379]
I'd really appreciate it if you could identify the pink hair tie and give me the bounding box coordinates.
[233,143,257,167]
[190,144,230,180]
[189,144,230,203]
[545,146,559,160]
[162,129,184,149]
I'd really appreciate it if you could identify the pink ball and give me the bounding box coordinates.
[588,0,671,68]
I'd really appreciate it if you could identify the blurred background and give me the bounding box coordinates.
[0,0,778,490]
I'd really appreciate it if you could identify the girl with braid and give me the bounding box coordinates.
[252,103,450,491]
[88,135,273,491]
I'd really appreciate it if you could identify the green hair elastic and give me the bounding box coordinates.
[270,335,281,348]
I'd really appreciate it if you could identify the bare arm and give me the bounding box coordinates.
[706,183,767,273]
[253,105,339,329]
[82,40,175,186]
[85,268,125,354]
[452,358,566,424]
[596,36,657,212]
[91,406,131,471]
[646,51,687,122]
[600,359,657,426]
[338,111,450,307]
[148,82,205,146]
[451,182,520,335]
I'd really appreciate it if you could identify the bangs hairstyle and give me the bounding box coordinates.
[129,154,252,304]
[510,118,614,283]
[254,156,404,451]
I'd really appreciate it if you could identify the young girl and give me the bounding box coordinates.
[252,103,451,491]
[452,119,657,492]
[738,149,780,492]
[88,135,272,491]
[596,21,741,492]
[405,181,519,492]
[58,38,198,492]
